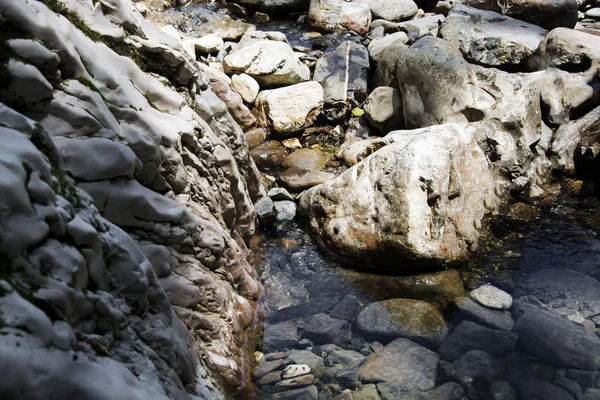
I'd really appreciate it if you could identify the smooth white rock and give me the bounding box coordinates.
[470,285,513,310]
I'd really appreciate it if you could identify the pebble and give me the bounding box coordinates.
[282,364,311,379]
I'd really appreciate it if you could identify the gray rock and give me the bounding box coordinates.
[274,201,297,225]
[264,385,319,400]
[554,378,582,397]
[470,285,513,310]
[324,346,366,369]
[301,314,352,346]
[320,366,361,390]
[308,0,371,35]
[254,358,288,379]
[566,370,599,392]
[235,0,308,12]
[363,87,404,133]
[268,187,295,202]
[452,350,504,387]
[299,124,498,269]
[528,28,600,72]
[353,299,448,348]
[264,321,299,353]
[358,0,418,22]
[367,32,409,88]
[313,41,370,121]
[489,381,517,400]
[519,379,575,400]
[256,196,275,227]
[512,299,600,370]
[330,294,363,323]
[455,297,515,331]
[440,5,547,67]
[286,350,325,370]
[358,338,439,391]
[456,0,578,30]
[439,321,518,361]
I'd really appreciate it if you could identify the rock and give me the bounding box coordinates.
[358,0,418,21]
[251,141,288,171]
[212,20,253,41]
[454,297,515,331]
[268,187,295,202]
[452,350,504,388]
[339,268,465,310]
[279,167,335,192]
[350,384,381,400]
[264,385,319,400]
[298,123,498,269]
[456,0,578,30]
[256,196,275,227]
[396,15,445,35]
[254,358,288,379]
[263,321,299,353]
[309,0,371,35]
[301,314,352,346]
[358,338,439,391]
[320,366,361,390]
[313,42,370,121]
[529,28,600,72]
[257,370,285,385]
[224,41,310,88]
[566,370,599,392]
[363,87,404,132]
[282,138,303,150]
[506,202,540,222]
[330,294,363,323]
[283,148,328,171]
[274,201,297,225]
[256,82,324,135]
[470,285,513,310]
[490,381,517,400]
[439,321,518,361]
[512,299,600,370]
[367,32,409,88]
[513,268,600,318]
[235,0,308,12]
[397,37,544,178]
[353,299,448,348]
[246,127,268,148]
[554,378,583,397]
[324,346,366,369]
[286,350,325,370]
[587,8,600,20]
[519,380,576,400]
[232,73,260,104]
[277,374,315,388]
[439,5,547,67]
[191,34,224,54]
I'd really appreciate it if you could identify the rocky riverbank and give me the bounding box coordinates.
[2,0,600,399]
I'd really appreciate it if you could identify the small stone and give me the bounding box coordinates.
[256,197,275,227]
[567,314,585,324]
[274,200,297,224]
[254,12,270,23]
[253,358,287,379]
[266,352,288,361]
[279,167,335,192]
[470,285,513,310]
[268,187,295,202]
[251,140,287,171]
[283,148,328,171]
[276,374,315,388]
[257,370,283,385]
[192,34,224,54]
[282,138,303,150]
[232,73,260,104]
[454,297,515,331]
[301,313,352,346]
[263,321,299,353]
[282,364,311,379]
[245,127,268,148]
[286,350,324,370]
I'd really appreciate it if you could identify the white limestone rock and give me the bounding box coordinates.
[470,285,513,310]
[232,73,260,104]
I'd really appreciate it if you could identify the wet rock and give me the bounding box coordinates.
[359,0,418,22]
[274,201,297,225]
[299,124,498,269]
[353,299,448,348]
[263,321,299,353]
[470,285,513,310]
[254,358,288,379]
[367,32,409,88]
[439,321,518,361]
[348,384,381,400]
[452,350,504,388]
[279,167,335,192]
[456,0,578,30]
[330,294,363,323]
[257,82,324,136]
[319,366,361,390]
[283,148,328,171]
[257,370,284,385]
[268,187,295,202]
[313,42,370,121]
[246,127,268,148]
[263,385,319,400]
[518,379,576,400]
[454,297,515,331]
[363,87,404,133]
[512,299,600,370]
[309,0,371,35]
[277,374,315,388]
[232,73,260,104]
[513,268,600,318]
[282,364,311,379]
[340,268,465,310]
[301,314,352,346]
[358,338,439,390]
[440,5,547,67]
[251,141,288,171]
[224,41,310,88]
[282,138,303,150]
[506,202,540,223]
[489,381,517,400]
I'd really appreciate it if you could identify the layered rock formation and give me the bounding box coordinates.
[0,0,265,397]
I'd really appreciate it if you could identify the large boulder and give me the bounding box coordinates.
[397,37,544,180]
[456,0,578,30]
[309,0,371,35]
[439,5,547,68]
[256,82,324,136]
[223,40,310,88]
[313,41,370,121]
[298,124,498,269]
